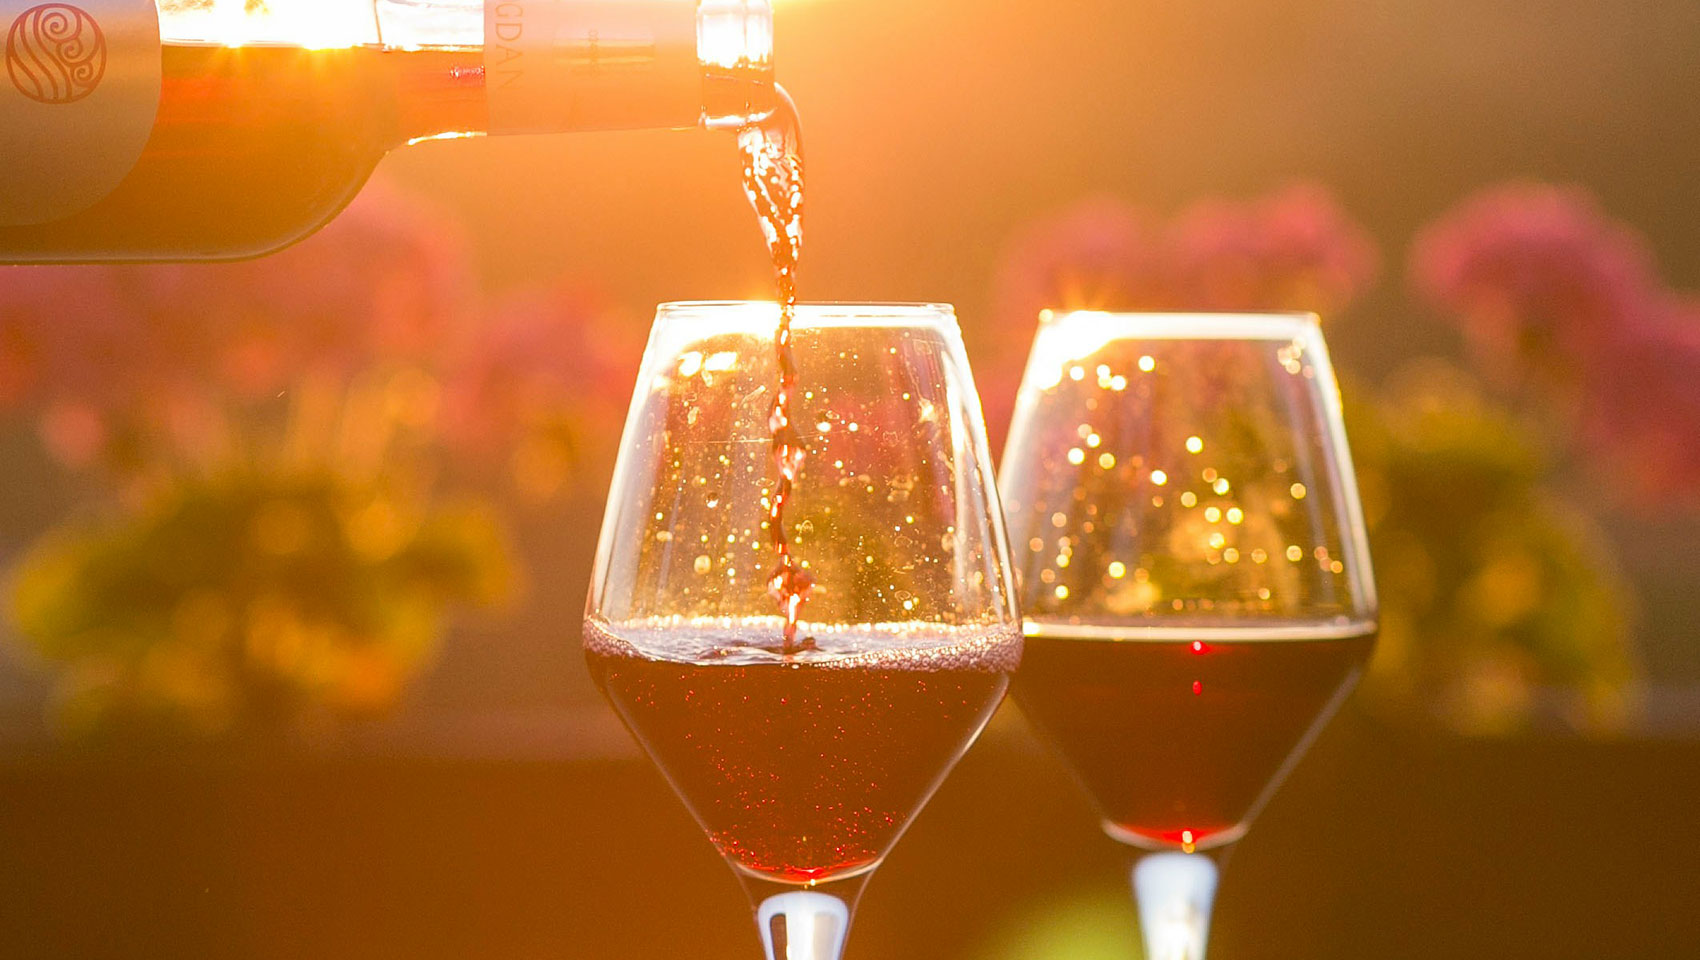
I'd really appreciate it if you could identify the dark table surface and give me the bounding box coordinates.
[2,709,1695,960]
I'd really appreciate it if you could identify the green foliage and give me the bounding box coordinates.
[1347,361,1638,735]
[8,469,511,745]
[974,888,1140,960]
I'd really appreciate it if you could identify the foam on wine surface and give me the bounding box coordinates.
[586,616,1023,670]
[586,618,1019,884]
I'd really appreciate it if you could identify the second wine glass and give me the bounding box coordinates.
[585,301,1021,960]
[999,310,1378,960]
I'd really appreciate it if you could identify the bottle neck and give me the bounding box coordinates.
[385,47,774,147]
[158,0,775,145]
[392,47,491,145]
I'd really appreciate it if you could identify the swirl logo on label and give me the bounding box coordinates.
[6,3,106,104]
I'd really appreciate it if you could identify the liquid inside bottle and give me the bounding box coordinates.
[0,0,774,262]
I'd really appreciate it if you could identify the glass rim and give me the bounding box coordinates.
[1036,309,1322,341]
[1019,617,1379,641]
[655,300,958,330]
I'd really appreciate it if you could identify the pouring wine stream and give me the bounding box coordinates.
[739,85,814,658]
[737,85,868,960]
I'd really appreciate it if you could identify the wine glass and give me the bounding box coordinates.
[585,301,1021,960]
[998,311,1378,960]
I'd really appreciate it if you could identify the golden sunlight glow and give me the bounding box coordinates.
[699,0,775,68]
[407,132,482,146]
[162,0,382,48]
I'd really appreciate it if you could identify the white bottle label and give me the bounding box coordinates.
[484,0,699,135]
[0,0,159,225]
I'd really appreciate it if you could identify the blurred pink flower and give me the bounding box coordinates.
[1410,182,1700,501]
[438,285,638,495]
[38,399,107,469]
[990,197,1165,335]
[0,266,164,417]
[0,180,473,469]
[142,180,476,396]
[1410,183,1661,388]
[984,198,1160,445]
[1164,182,1380,314]
[1578,297,1700,498]
[984,184,1378,444]
[0,303,43,411]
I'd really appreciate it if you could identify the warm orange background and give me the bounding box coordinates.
[6,5,1700,958]
[384,0,1700,382]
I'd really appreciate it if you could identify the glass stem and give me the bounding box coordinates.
[743,873,870,960]
[1132,851,1221,960]
[756,890,852,960]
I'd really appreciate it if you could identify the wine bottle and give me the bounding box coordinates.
[0,0,773,262]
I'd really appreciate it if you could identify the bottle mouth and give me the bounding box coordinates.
[698,0,774,71]
[697,0,777,128]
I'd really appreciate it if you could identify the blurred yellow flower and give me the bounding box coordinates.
[6,469,512,745]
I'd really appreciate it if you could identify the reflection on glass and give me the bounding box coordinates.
[1000,311,1378,960]
[585,301,1021,960]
